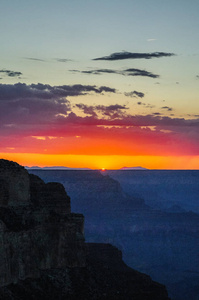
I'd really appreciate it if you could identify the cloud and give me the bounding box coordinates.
[0,83,199,157]
[0,83,116,101]
[0,83,117,136]
[93,51,175,61]
[196,75,199,79]
[125,91,145,98]
[81,69,118,75]
[161,106,173,111]
[137,102,147,106]
[76,103,128,118]
[125,68,159,78]
[71,68,159,78]
[0,69,22,78]
[54,58,72,63]
[24,58,46,62]
[76,104,97,117]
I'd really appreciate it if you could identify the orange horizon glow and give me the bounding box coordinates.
[1,153,199,170]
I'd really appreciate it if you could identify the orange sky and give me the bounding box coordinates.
[1,109,199,169]
[1,153,199,170]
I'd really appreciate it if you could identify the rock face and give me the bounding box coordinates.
[0,159,30,206]
[0,159,170,299]
[0,159,85,287]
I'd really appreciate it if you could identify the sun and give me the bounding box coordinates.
[101,168,106,171]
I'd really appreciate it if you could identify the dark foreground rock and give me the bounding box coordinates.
[0,243,169,300]
[0,159,170,299]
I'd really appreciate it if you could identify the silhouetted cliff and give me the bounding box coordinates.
[0,159,170,299]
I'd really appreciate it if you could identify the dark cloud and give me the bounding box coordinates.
[76,103,128,118]
[196,75,199,79]
[187,114,199,118]
[153,112,161,115]
[76,104,97,117]
[0,69,22,78]
[93,51,175,61]
[70,69,120,75]
[136,102,146,106]
[24,58,46,62]
[161,106,173,111]
[81,69,118,75]
[71,68,159,78]
[102,104,127,110]
[125,91,145,98]
[0,83,116,101]
[125,68,159,78]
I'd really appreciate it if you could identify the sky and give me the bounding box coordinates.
[0,0,199,169]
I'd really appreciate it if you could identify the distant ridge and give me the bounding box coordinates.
[25,166,91,170]
[120,166,148,170]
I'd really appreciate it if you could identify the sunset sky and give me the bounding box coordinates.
[0,0,199,169]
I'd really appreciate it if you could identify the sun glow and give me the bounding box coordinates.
[0,153,199,170]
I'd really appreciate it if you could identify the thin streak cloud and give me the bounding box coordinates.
[93,51,175,61]
[71,68,159,78]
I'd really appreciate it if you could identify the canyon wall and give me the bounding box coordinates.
[0,159,85,286]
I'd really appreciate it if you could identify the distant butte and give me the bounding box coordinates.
[120,166,148,170]
[25,166,91,170]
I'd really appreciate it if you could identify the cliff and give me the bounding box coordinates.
[0,159,85,286]
[0,159,170,299]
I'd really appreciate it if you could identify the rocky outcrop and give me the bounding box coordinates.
[0,160,85,287]
[29,173,71,214]
[0,159,30,206]
[0,243,169,300]
[0,159,170,299]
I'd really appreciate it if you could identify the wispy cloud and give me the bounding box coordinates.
[124,91,145,98]
[125,68,159,78]
[76,103,128,118]
[161,106,173,111]
[24,57,46,62]
[153,112,161,115]
[147,39,157,42]
[93,51,175,61]
[54,58,72,63]
[124,91,144,98]
[0,69,22,78]
[71,68,159,78]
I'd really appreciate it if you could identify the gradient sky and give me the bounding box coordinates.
[0,0,199,169]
